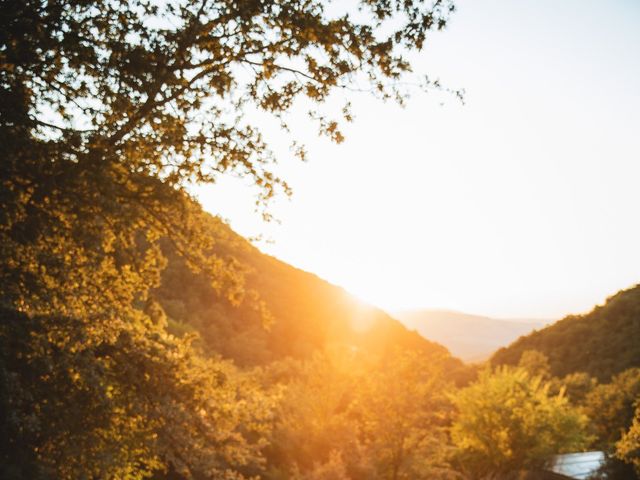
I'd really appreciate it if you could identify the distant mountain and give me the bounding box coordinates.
[153,214,464,374]
[395,310,547,362]
[492,285,640,381]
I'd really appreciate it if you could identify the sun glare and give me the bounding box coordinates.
[346,294,379,332]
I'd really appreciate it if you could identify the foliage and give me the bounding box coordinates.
[0,307,275,480]
[265,349,365,479]
[583,368,640,451]
[265,348,458,480]
[491,285,640,381]
[289,451,352,480]
[1,0,457,476]
[450,367,590,479]
[617,402,640,475]
[558,372,598,406]
[355,350,457,480]
[517,350,552,380]
[515,351,598,406]
[2,0,457,216]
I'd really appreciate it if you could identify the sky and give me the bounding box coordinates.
[196,0,640,320]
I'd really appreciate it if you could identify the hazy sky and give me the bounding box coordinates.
[197,0,640,319]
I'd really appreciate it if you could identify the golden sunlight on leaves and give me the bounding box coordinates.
[2,0,639,479]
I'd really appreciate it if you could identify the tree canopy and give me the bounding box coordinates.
[491,285,640,381]
[617,403,640,476]
[1,0,458,477]
[450,367,590,479]
[265,348,458,480]
[583,368,640,451]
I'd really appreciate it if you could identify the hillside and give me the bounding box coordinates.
[153,215,461,370]
[396,310,545,361]
[491,285,640,380]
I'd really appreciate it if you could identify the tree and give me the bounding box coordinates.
[1,0,457,476]
[355,351,457,480]
[265,349,368,479]
[264,348,457,480]
[0,307,276,479]
[450,367,590,479]
[617,402,640,475]
[559,372,598,406]
[517,350,552,381]
[584,368,640,450]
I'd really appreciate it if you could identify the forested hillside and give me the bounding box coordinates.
[4,0,640,478]
[154,215,458,368]
[492,285,640,381]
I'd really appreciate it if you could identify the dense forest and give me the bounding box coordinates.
[2,0,640,479]
[492,285,640,381]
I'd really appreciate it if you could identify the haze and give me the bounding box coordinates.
[197,0,640,319]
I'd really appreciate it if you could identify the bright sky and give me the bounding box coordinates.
[197,0,640,320]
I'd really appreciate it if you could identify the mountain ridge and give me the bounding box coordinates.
[491,284,640,380]
[153,214,465,373]
[395,309,548,362]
